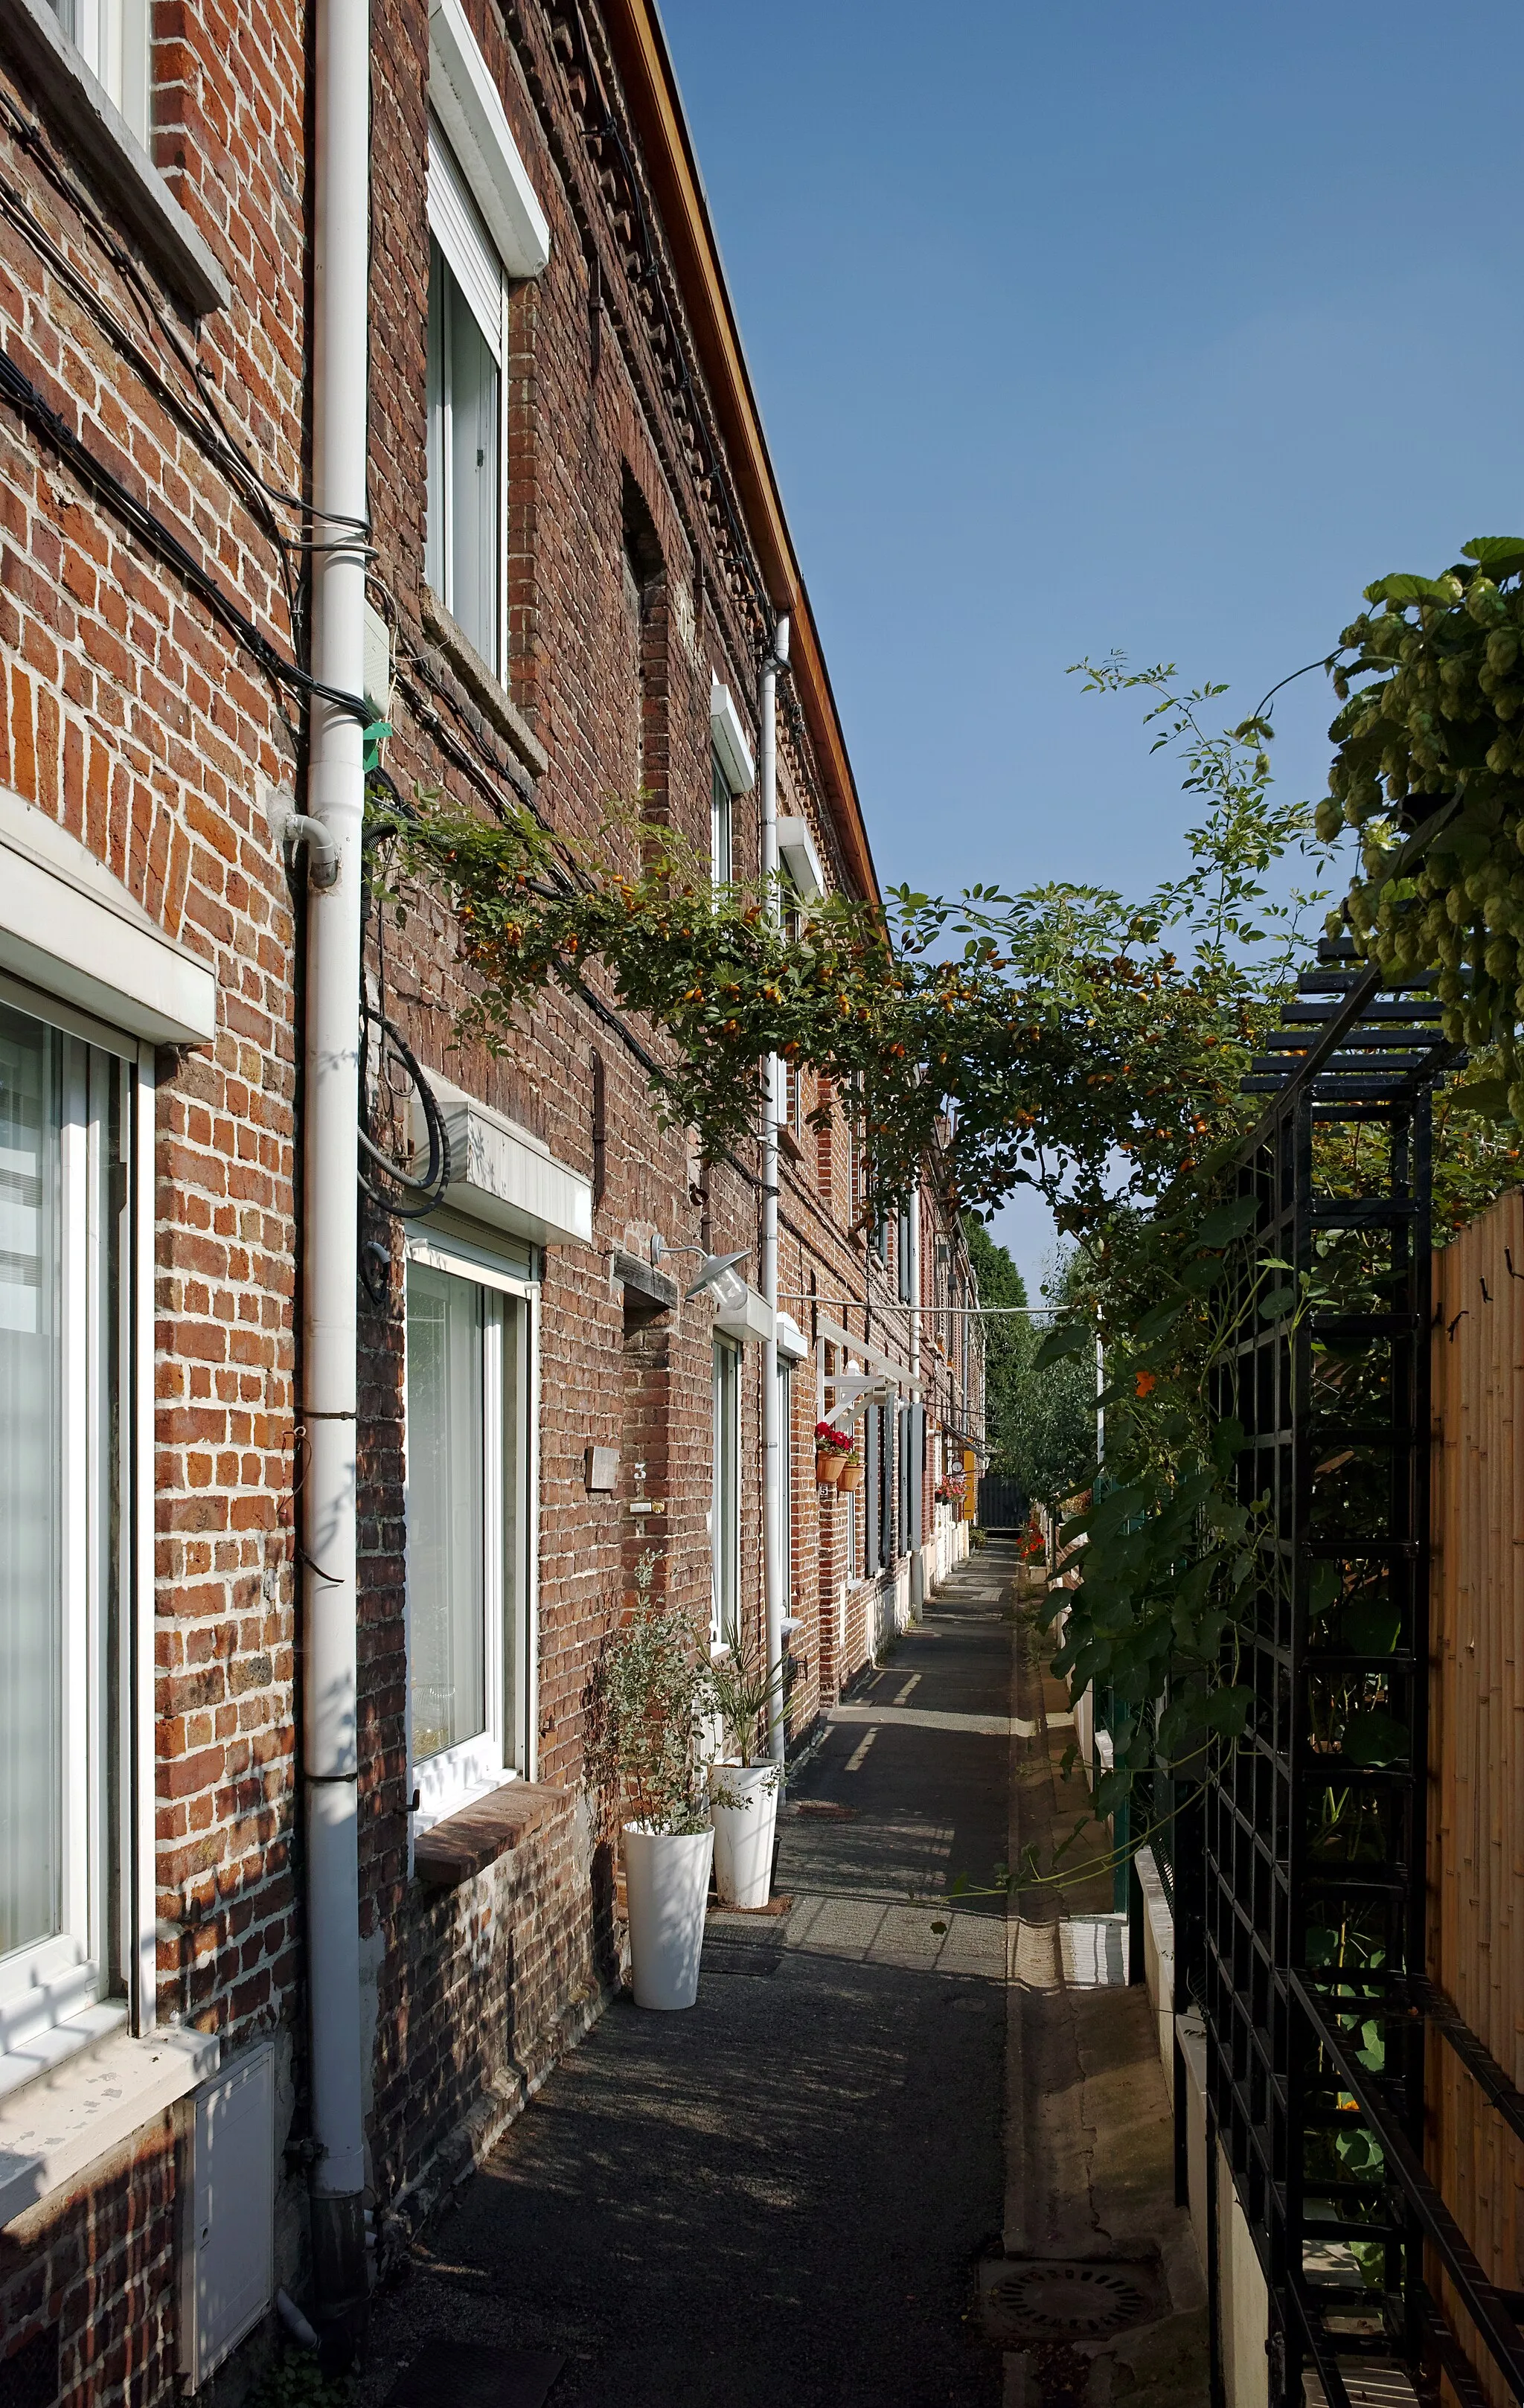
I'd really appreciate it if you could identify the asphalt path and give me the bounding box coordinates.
[360,1543,1021,2407]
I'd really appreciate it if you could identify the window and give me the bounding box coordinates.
[880,1402,897,1566]
[846,1440,858,1583]
[711,748,733,887]
[862,1403,881,1578]
[426,125,504,675]
[406,1242,531,1822]
[897,1204,914,1305]
[45,0,150,141]
[624,546,647,801]
[710,679,754,879]
[711,1337,740,1644]
[777,1359,793,1608]
[0,999,128,2026]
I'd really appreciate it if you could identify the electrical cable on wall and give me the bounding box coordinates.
[356,773,452,1225]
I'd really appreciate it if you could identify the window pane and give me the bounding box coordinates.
[449,271,499,668]
[711,1340,739,1642]
[425,243,502,673]
[0,1007,62,1959]
[494,1294,525,1772]
[426,239,447,611]
[711,753,731,884]
[408,1265,486,1761]
[778,1362,791,1601]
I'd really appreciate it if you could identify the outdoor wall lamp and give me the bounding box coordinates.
[650,1235,751,1311]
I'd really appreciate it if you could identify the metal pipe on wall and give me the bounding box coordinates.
[908,1173,923,1617]
[303,0,371,2348]
[760,614,790,1770]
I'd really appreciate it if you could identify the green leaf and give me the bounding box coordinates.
[1342,1597,1401,1655]
[1363,572,1459,606]
[1336,2127,1385,2180]
[1203,1684,1252,1736]
[1461,537,1524,571]
[1179,1255,1228,1293]
[1194,1196,1258,1248]
[1033,1321,1092,1374]
[1308,1560,1342,1620]
[1093,1765,1133,1815]
[1133,1295,1189,1346]
[1450,1077,1514,1121]
[1211,1416,1246,1473]
[1342,1709,1408,1768]
[1259,1284,1297,1322]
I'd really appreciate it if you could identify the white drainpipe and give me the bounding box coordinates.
[908,1172,923,1618]
[760,615,790,1770]
[302,0,370,2345]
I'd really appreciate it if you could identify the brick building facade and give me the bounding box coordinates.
[0,0,984,2395]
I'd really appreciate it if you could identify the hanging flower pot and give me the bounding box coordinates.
[838,1453,864,1493]
[814,1420,852,1485]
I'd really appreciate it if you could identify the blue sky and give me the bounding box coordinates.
[659,0,1524,1293]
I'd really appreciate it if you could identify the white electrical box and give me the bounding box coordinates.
[179,2042,275,2388]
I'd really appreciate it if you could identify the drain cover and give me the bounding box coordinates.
[979,2257,1161,2343]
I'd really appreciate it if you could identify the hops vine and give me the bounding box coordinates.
[1318,535,1524,1117]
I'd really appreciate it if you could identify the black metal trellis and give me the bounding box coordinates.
[1196,934,1507,2408]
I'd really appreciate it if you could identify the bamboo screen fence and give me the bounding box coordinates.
[1429,1185,1524,2404]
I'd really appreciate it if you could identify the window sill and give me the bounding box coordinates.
[0,0,231,318]
[413,1779,569,1891]
[420,589,549,787]
[0,2020,218,2231]
[0,1996,127,2108]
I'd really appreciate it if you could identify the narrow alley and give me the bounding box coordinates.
[359,1544,1206,2408]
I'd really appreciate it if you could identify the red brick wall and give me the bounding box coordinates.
[0,2120,179,2406]
[0,0,310,2380]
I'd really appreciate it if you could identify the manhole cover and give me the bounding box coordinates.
[979,2257,1161,2343]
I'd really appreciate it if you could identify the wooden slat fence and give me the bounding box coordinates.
[1429,1187,1524,2402]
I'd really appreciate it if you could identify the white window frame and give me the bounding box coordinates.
[426,119,508,682]
[403,1225,539,1836]
[709,679,754,891]
[0,975,158,2082]
[46,0,150,141]
[711,744,734,887]
[428,0,550,279]
[778,1358,793,1607]
[711,1336,740,1645]
[0,789,212,2094]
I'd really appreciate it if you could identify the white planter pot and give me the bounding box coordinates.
[622,1822,714,2010]
[708,1762,780,1910]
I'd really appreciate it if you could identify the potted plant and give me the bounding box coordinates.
[815,1419,853,1484]
[838,1447,864,1494]
[600,1553,715,2009]
[707,1639,784,1909]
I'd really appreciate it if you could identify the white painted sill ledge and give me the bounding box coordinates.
[0,2021,220,2230]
